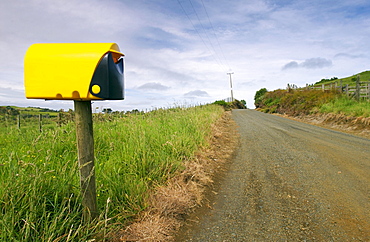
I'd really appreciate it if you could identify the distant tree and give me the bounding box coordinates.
[213,100,228,107]
[0,107,6,114]
[254,88,268,108]
[213,99,246,110]
[240,100,247,107]
[102,108,113,114]
[315,77,338,85]
[5,106,19,116]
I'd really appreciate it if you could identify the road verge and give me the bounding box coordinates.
[278,112,370,138]
[116,111,238,241]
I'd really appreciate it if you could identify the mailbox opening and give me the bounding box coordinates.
[24,43,124,101]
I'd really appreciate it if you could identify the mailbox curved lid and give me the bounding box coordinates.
[24,43,124,100]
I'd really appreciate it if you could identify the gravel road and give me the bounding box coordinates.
[176,109,370,241]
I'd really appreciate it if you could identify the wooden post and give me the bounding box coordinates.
[74,100,98,222]
[17,115,21,129]
[355,75,360,101]
[39,114,42,132]
[368,83,370,100]
[57,112,62,127]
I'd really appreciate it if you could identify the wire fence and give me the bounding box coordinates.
[0,102,216,132]
[288,76,370,101]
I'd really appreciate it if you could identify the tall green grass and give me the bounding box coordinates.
[256,88,370,117]
[256,89,339,115]
[320,96,370,117]
[0,105,224,241]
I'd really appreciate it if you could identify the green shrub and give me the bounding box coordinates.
[254,88,268,108]
[257,89,340,115]
[213,99,247,110]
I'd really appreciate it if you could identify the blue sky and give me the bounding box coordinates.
[1,0,370,111]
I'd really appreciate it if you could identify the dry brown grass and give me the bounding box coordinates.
[285,112,370,138]
[112,111,238,241]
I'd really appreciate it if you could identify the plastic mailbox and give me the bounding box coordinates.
[24,43,124,100]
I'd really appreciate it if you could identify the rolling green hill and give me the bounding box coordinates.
[0,106,59,117]
[315,70,370,86]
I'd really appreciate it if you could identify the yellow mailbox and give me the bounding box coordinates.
[24,43,124,100]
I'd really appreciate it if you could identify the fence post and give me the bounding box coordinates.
[39,114,42,132]
[368,83,370,100]
[17,115,20,129]
[57,113,62,127]
[322,83,325,91]
[74,100,98,222]
[355,75,360,101]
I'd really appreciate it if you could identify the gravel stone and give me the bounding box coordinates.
[176,110,370,241]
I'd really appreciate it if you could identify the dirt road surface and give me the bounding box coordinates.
[176,109,370,241]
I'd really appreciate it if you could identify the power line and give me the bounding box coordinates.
[176,0,230,71]
[177,0,211,54]
[187,0,226,69]
[200,0,231,70]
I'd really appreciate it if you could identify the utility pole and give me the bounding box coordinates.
[227,72,234,102]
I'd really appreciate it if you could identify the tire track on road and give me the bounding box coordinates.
[177,110,370,241]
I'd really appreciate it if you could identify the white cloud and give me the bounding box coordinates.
[282,61,299,70]
[184,90,209,98]
[137,82,170,91]
[282,58,333,70]
[301,58,333,69]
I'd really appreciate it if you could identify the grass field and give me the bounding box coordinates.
[314,70,370,86]
[0,104,224,241]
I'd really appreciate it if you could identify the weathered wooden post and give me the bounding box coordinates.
[57,112,62,127]
[74,100,98,221]
[355,75,360,101]
[17,114,20,129]
[24,43,125,223]
[38,114,42,132]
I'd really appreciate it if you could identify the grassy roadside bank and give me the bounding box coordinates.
[320,96,370,117]
[255,88,370,117]
[0,105,224,241]
[255,88,370,137]
[118,111,238,241]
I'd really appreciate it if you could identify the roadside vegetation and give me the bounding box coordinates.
[255,88,370,117]
[254,88,340,115]
[0,104,224,241]
[212,99,247,110]
[255,70,370,118]
[320,96,370,117]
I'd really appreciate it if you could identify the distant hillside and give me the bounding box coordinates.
[0,106,59,117]
[315,70,370,86]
